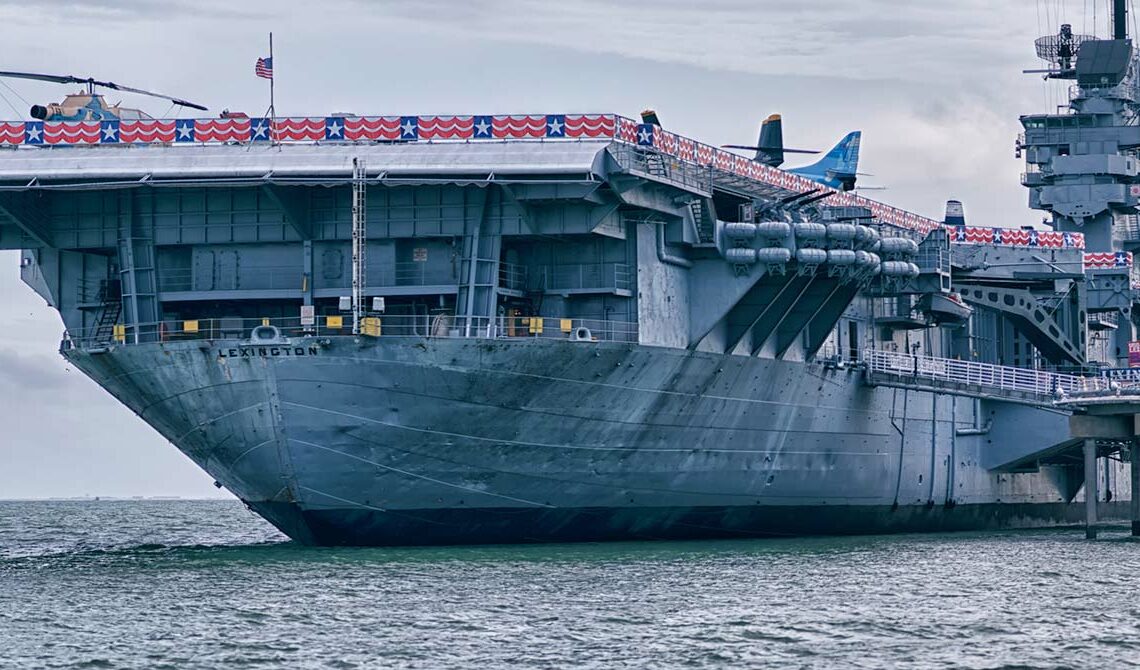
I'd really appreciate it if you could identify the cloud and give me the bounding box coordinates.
[361,0,1030,82]
[0,348,72,393]
[0,0,264,22]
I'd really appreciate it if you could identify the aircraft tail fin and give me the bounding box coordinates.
[792,131,861,190]
[944,199,966,226]
[754,114,784,167]
[640,109,661,126]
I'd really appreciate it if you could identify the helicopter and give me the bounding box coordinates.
[0,71,207,121]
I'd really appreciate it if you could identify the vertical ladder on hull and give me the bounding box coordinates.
[351,157,367,335]
[117,193,157,343]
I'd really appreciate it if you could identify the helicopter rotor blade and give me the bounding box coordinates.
[0,71,88,86]
[0,71,208,111]
[721,144,820,154]
[87,80,208,111]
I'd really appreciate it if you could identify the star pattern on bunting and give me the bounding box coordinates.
[175,120,195,142]
[399,117,418,139]
[546,115,565,137]
[100,121,119,143]
[473,116,493,138]
[24,122,43,144]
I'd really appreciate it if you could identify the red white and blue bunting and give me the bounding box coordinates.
[947,225,1084,249]
[0,113,1103,246]
[1083,251,1133,269]
[0,113,943,234]
[0,115,616,146]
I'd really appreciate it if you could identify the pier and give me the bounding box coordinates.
[862,349,1140,538]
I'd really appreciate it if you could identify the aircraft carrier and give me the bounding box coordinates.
[6,8,1140,545]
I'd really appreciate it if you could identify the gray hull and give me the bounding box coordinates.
[64,336,1124,545]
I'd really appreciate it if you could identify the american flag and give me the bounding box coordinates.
[255,57,273,80]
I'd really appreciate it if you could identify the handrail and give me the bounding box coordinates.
[60,314,639,350]
[861,349,1118,401]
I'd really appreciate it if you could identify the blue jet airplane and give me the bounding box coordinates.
[721,114,863,191]
[785,131,861,192]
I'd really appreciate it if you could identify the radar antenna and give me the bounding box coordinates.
[1027,24,1094,78]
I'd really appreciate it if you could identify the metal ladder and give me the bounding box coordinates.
[117,193,157,343]
[644,150,666,177]
[689,199,715,245]
[351,158,367,334]
[91,279,122,344]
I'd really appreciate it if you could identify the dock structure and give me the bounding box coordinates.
[862,349,1140,538]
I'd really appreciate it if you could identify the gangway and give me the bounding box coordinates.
[859,349,1107,406]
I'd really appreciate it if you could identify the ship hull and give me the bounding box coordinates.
[63,336,1129,546]
[252,500,1126,546]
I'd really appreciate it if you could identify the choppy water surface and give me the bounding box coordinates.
[3,501,1140,669]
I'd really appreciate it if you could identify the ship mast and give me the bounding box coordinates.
[1019,0,1139,366]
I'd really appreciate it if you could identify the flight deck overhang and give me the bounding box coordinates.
[0,141,613,187]
[0,113,944,235]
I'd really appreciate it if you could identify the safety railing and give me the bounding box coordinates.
[913,246,950,275]
[538,263,633,293]
[159,262,466,293]
[382,262,460,287]
[157,265,303,292]
[76,277,121,304]
[860,349,1118,401]
[60,314,639,350]
[1071,83,1136,102]
[607,141,715,194]
[498,263,528,292]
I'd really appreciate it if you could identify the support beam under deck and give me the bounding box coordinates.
[1085,438,1098,539]
[0,192,52,248]
[261,185,311,240]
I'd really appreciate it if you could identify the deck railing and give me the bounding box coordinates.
[61,314,639,350]
[538,263,633,293]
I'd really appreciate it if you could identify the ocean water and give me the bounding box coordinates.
[2,501,1140,669]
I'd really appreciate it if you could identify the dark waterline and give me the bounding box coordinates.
[2,500,1139,669]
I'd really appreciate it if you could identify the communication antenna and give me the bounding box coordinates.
[351,158,367,335]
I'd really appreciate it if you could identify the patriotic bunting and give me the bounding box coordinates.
[0,111,1105,245]
[1084,251,1133,269]
[948,226,1085,250]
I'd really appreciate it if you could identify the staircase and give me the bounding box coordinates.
[92,279,122,344]
[1120,214,1140,248]
[645,150,666,177]
[689,199,716,245]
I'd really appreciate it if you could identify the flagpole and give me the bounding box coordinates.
[269,32,275,119]
[269,32,275,143]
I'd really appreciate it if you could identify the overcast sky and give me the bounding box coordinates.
[0,0,1097,498]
